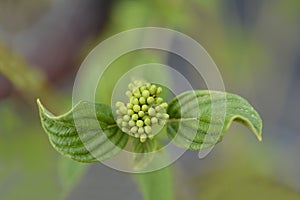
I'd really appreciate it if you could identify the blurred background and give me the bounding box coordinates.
[0,0,300,199]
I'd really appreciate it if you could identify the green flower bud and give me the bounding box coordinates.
[123,115,130,121]
[140,134,147,142]
[128,120,135,127]
[134,80,141,86]
[156,113,162,118]
[130,126,138,133]
[156,87,162,95]
[144,117,151,126]
[148,107,156,116]
[132,98,139,105]
[140,86,146,92]
[163,113,169,119]
[130,96,135,103]
[122,121,128,127]
[138,127,144,134]
[120,106,127,114]
[156,97,164,104]
[151,117,158,124]
[116,110,122,115]
[146,83,151,89]
[126,91,132,97]
[161,102,168,109]
[155,105,162,112]
[116,118,123,125]
[127,103,133,109]
[138,111,145,117]
[142,115,148,120]
[148,134,154,140]
[133,105,140,112]
[142,105,149,112]
[144,126,152,134]
[134,133,139,138]
[128,83,135,90]
[136,120,144,127]
[142,90,150,98]
[149,85,157,95]
[116,101,124,107]
[139,97,146,104]
[133,91,141,98]
[127,109,134,116]
[132,114,139,121]
[147,96,154,104]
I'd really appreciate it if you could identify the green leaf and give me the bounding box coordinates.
[133,138,158,170]
[134,166,174,200]
[37,99,129,163]
[166,90,262,150]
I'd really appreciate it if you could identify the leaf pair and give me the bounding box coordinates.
[37,90,262,164]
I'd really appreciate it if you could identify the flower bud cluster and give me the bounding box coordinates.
[116,80,169,142]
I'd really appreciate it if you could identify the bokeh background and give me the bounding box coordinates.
[1,0,300,199]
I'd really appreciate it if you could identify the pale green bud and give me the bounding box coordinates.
[144,126,152,134]
[116,101,124,107]
[138,127,144,134]
[142,105,149,112]
[161,102,168,109]
[120,106,127,114]
[139,97,146,104]
[127,109,134,116]
[140,86,146,92]
[132,114,139,121]
[130,126,138,133]
[134,91,141,98]
[128,120,135,127]
[148,107,156,116]
[126,91,132,97]
[136,120,144,127]
[148,134,154,140]
[123,115,130,121]
[144,118,151,126]
[127,103,133,109]
[156,113,162,118]
[116,118,123,125]
[138,111,145,117]
[132,98,139,105]
[147,97,154,104]
[163,113,169,119]
[133,80,141,86]
[149,85,157,95]
[134,133,139,138]
[142,90,150,98]
[155,105,162,112]
[122,121,128,127]
[133,105,140,112]
[140,134,147,142]
[128,83,135,90]
[116,110,122,115]
[130,96,135,103]
[151,117,158,124]
[156,97,163,104]
[156,87,162,95]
